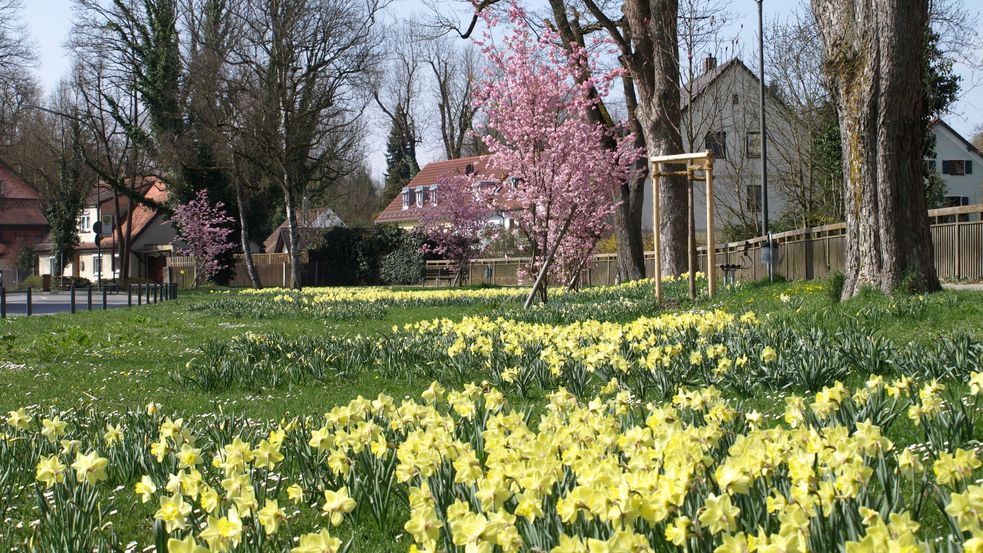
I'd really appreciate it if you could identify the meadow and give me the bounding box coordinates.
[1,277,982,552]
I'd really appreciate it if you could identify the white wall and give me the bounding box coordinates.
[643,62,805,238]
[930,124,983,205]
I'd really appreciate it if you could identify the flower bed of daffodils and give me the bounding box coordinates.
[3,377,982,552]
[180,305,983,401]
[188,277,701,323]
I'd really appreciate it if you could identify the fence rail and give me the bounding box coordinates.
[428,204,983,287]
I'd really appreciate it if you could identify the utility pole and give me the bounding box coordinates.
[756,0,773,281]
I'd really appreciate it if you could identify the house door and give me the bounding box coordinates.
[147,256,167,283]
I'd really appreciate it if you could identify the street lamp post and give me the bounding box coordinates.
[756,0,773,281]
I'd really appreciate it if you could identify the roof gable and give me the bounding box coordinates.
[0,158,41,201]
[374,155,502,224]
[932,119,983,158]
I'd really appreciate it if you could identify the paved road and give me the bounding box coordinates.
[943,283,983,292]
[2,289,162,316]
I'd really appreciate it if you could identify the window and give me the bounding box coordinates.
[745,132,761,159]
[415,187,425,207]
[942,159,968,175]
[93,254,103,278]
[430,185,437,206]
[79,212,91,233]
[746,184,762,213]
[942,196,970,208]
[112,253,120,275]
[401,188,410,209]
[705,131,727,159]
[925,159,937,173]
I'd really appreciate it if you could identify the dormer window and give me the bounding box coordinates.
[401,188,411,210]
[416,187,425,207]
[430,185,438,206]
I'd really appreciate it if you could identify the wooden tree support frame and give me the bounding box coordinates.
[650,151,717,301]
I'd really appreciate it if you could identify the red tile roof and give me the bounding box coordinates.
[35,178,169,253]
[0,158,47,228]
[374,155,506,224]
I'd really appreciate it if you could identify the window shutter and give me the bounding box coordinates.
[966,160,973,174]
[942,160,951,174]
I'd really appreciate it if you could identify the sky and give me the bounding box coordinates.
[18,0,983,179]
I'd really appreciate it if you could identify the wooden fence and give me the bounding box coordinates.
[426,204,983,287]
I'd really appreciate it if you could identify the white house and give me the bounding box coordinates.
[36,177,177,283]
[928,119,983,207]
[643,57,806,237]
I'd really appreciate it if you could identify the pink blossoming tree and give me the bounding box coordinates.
[169,190,236,288]
[474,3,642,307]
[417,174,499,286]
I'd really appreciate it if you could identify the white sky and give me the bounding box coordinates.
[18,0,983,180]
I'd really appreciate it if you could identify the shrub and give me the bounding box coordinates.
[379,245,424,285]
[827,271,845,302]
[14,246,37,276]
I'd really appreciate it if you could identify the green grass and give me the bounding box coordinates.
[3,280,983,418]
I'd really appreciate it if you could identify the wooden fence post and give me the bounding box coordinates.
[956,222,962,280]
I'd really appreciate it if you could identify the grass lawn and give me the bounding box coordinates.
[3,279,983,417]
[1,278,982,551]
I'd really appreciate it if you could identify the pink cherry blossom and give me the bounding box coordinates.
[169,190,235,288]
[473,2,642,305]
[417,174,500,285]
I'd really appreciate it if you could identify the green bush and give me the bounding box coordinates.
[826,271,845,302]
[12,275,42,291]
[379,244,424,285]
[14,246,37,276]
[307,224,423,285]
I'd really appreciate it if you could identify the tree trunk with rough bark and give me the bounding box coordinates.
[232,175,262,289]
[623,0,688,277]
[812,0,940,298]
[284,187,302,290]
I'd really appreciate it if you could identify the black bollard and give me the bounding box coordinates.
[70,285,76,314]
[87,286,92,311]
[102,286,107,310]
[138,284,142,306]
[26,287,32,316]
[0,286,5,318]
[128,284,133,307]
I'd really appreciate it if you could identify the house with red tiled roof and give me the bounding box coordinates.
[0,159,48,285]
[374,155,514,229]
[35,177,177,283]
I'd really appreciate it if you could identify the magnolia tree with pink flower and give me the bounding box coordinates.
[474,3,642,307]
[169,190,235,288]
[418,174,499,286]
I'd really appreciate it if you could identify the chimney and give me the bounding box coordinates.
[703,56,717,74]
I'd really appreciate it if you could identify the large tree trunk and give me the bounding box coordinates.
[614,157,648,282]
[624,0,688,277]
[283,187,302,290]
[813,0,940,298]
[233,175,262,289]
